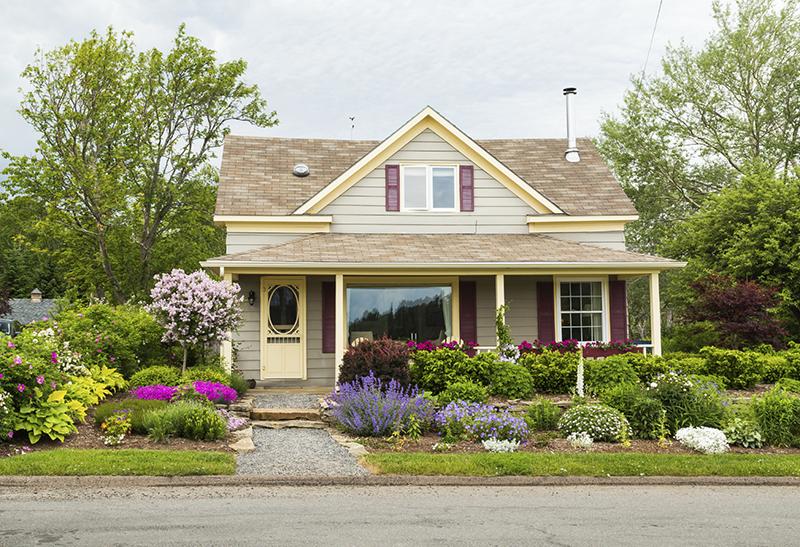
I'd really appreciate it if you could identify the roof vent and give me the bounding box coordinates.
[563,87,581,163]
[292,163,310,177]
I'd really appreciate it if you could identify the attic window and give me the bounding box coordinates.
[400,165,457,211]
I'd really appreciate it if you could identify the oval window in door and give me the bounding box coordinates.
[268,285,299,335]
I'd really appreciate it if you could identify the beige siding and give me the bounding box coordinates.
[321,129,536,233]
[541,231,626,251]
[505,276,538,344]
[225,232,305,254]
[232,274,335,387]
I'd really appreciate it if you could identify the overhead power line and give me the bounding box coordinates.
[642,0,664,78]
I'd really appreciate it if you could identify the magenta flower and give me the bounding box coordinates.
[50,381,57,389]
[193,381,238,403]
[36,375,45,385]
[0,373,3,379]
[131,385,178,401]
[6,431,13,439]
[6,341,14,348]
[13,356,22,365]
[16,384,25,393]
[51,352,58,363]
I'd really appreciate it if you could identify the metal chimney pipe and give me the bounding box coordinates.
[563,87,580,163]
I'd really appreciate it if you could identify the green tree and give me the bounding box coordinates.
[598,0,800,253]
[2,26,277,302]
[666,169,800,334]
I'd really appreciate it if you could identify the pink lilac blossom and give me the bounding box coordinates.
[148,269,243,348]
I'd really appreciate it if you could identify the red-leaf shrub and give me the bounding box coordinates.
[338,337,411,386]
[687,274,786,349]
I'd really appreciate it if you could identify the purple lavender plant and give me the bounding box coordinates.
[434,400,529,442]
[326,372,434,436]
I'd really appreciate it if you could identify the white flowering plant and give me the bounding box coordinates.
[566,431,593,449]
[675,426,729,454]
[148,269,243,372]
[558,403,630,443]
[482,438,521,453]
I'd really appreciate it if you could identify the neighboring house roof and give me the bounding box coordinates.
[1,299,57,325]
[204,233,682,270]
[215,113,636,218]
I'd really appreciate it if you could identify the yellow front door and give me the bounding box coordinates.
[260,277,306,379]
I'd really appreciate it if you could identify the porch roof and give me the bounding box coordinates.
[202,233,684,272]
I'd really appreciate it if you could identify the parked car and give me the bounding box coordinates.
[0,318,21,337]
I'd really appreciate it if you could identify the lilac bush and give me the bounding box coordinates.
[148,269,243,372]
[193,381,237,404]
[434,400,529,442]
[131,384,177,401]
[326,372,434,436]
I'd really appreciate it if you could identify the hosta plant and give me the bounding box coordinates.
[675,426,729,454]
[723,417,763,449]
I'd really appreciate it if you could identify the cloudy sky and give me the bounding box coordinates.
[0,0,718,165]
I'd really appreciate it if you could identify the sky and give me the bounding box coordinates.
[0,0,719,168]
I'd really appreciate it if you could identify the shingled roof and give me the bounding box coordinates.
[215,135,636,217]
[205,233,681,269]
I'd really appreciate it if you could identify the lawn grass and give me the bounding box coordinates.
[364,452,800,477]
[0,449,235,476]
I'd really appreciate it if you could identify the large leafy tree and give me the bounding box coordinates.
[598,0,800,253]
[2,26,277,302]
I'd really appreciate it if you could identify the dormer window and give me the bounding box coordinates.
[401,165,457,211]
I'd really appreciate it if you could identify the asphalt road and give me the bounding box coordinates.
[1,485,799,546]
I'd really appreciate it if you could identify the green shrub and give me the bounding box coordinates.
[700,347,763,389]
[142,401,227,442]
[228,372,250,397]
[489,361,534,399]
[94,399,169,434]
[557,403,630,442]
[53,302,170,377]
[584,356,639,396]
[437,381,489,406]
[601,384,666,440]
[129,366,182,389]
[182,367,230,385]
[339,337,411,387]
[760,354,795,383]
[751,388,800,447]
[647,372,727,433]
[520,350,578,394]
[662,321,720,353]
[411,349,494,394]
[775,378,800,393]
[525,399,562,431]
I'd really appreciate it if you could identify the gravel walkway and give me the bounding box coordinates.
[251,393,323,409]
[237,428,368,477]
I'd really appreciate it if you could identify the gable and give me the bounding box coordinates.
[320,129,538,234]
[294,107,562,215]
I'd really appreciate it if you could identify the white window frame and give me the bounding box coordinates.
[400,164,458,212]
[555,276,610,343]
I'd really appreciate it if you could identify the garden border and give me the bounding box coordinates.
[1,474,800,488]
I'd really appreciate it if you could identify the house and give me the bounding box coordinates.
[0,289,57,335]
[202,91,683,387]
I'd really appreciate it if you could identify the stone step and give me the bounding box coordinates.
[251,420,326,430]
[250,408,321,421]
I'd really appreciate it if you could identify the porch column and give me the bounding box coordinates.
[220,270,234,373]
[495,273,505,346]
[334,273,345,386]
[649,272,662,356]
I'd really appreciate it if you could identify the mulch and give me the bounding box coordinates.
[358,432,800,455]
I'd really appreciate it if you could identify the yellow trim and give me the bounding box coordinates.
[220,272,234,373]
[527,215,638,234]
[215,215,332,234]
[344,276,461,342]
[204,265,683,276]
[294,107,562,215]
[259,276,307,380]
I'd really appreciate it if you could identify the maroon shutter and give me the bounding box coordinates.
[459,165,474,212]
[459,280,477,343]
[609,278,628,341]
[536,280,555,342]
[385,164,400,211]
[321,281,335,353]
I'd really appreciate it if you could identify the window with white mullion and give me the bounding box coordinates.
[559,280,605,342]
[401,165,457,211]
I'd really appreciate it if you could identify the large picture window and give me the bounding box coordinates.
[347,285,452,343]
[558,281,605,342]
[401,165,457,211]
